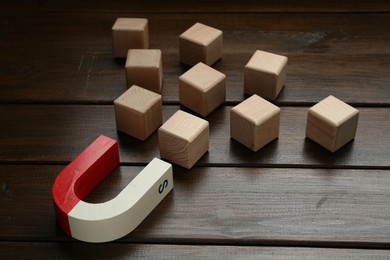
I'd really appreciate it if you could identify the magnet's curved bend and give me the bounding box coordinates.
[52,135,173,243]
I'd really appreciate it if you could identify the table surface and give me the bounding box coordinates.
[1,1,390,258]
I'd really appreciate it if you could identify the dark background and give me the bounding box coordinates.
[0,1,389,258]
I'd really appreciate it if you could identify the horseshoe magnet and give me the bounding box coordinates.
[52,135,173,243]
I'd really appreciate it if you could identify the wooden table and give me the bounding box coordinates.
[1,1,389,258]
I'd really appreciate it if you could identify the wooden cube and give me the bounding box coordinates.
[306,95,359,152]
[244,50,288,100]
[125,49,163,93]
[179,62,226,117]
[158,110,209,169]
[179,22,223,66]
[114,85,162,141]
[112,18,149,58]
[231,94,281,152]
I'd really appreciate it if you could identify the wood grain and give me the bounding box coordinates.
[1,242,390,259]
[0,105,388,168]
[1,165,390,247]
[1,0,389,257]
[2,0,390,13]
[0,12,389,104]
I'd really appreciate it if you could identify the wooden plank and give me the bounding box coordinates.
[2,0,390,13]
[0,13,389,104]
[0,105,388,168]
[1,165,390,247]
[0,242,390,259]
[1,0,389,257]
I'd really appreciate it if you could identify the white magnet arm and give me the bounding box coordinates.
[67,158,173,243]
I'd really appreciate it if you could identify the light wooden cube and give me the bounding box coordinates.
[158,110,209,169]
[112,18,149,58]
[179,62,226,117]
[125,49,163,93]
[244,50,288,100]
[179,22,223,66]
[114,85,162,141]
[231,94,281,152]
[306,95,359,152]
